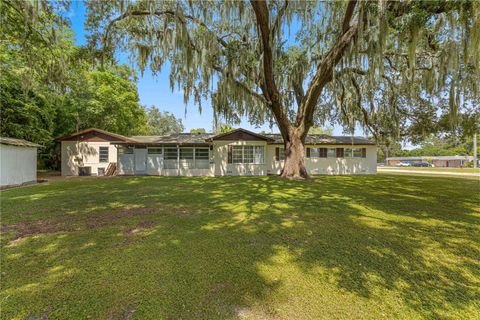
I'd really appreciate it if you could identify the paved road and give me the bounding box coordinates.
[378,168,480,177]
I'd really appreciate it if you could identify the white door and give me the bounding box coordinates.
[134,148,147,174]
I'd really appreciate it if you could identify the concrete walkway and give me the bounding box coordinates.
[378,168,480,177]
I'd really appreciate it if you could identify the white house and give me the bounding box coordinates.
[59,128,376,176]
[0,137,41,187]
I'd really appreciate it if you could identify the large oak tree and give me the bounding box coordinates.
[85,0,479,179]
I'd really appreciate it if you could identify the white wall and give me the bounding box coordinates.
[213,140,267,176]
[266,145,377,175]
[61,141,117,176]
[0,144,37,186]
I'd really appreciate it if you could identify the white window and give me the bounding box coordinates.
[253,146,264,164]
[99,147,109,162]
[232,146,243,164]
[231,145,264,164]
[327,148,336,158]
[195,148,210,169]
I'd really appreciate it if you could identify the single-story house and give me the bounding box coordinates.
[0,137,41,187]
[386,156,474,167]
[58,128,377,176]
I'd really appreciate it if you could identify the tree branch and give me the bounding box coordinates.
[250,0,290,137]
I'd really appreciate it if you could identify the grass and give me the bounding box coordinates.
[380,166,480,173]
[1,175,479,319]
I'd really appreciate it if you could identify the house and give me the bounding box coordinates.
[386,156,474,168]
[0,137,41,187]
[58,128,377,176]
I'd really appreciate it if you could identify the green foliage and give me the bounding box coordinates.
[215,124,233,134]
[85,0,479,144]
[0,1,150,168]
[146,107,184,135]
[309,127,334,135]
[190,128,206,134]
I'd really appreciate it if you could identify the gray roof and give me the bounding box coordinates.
[265,134,375,145]
[121,132,375,146]
[128,133,215,145]
[0,137,41,148]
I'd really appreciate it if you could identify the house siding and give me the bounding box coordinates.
[61,141,117,176]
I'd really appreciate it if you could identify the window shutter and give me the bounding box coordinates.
[362,148,367,158]
[228,145,232,163]
[275,147,280,161]
[336,148,344,158]
[306,147,311,158]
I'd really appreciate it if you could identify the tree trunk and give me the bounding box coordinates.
[280,130,310,179]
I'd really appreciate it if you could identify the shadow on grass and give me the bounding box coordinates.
[1,175,479,318]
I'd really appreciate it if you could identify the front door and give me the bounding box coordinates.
[134,148,147,174]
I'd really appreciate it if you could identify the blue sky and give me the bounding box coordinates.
[68,2,354,135]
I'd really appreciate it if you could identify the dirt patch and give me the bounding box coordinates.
[2,218,78,242]
[124,220,156,235]
[86,207,156,229]
[2,207,157,243]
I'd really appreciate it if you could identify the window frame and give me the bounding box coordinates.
[99,146,109,163]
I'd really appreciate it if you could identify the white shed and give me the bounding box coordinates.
[0,137,40,187]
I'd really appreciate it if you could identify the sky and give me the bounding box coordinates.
[68,1,360,136]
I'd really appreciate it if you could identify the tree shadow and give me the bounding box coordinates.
[1,175,479,318]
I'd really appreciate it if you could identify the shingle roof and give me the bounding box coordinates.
[127,133,215,144]
[264,134,375,145]
[0,137,41,148]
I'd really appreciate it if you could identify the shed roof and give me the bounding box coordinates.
[0,137,41,148]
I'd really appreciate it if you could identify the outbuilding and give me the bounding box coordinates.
[0,137,41,187]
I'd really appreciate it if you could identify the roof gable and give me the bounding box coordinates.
[56,128,131,142]
[207,128,273,142]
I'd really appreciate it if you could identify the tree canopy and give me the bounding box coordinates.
[1,0,150,168]
[146,107,185,135]
[85,0,480,178]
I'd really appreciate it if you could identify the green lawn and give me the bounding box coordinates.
[1,175,479,319]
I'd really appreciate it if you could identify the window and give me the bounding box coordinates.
[336,148,344,158]
[195,148,209,169]
[230,145,264,164]
[310,148,320,158]
[179,148,194,159]
[276,147,285,161]
[232,146,243,163]
[164,147,178,160]
[243,146,254,163]
[319,148,327,158]
[327,148,336,158]
[253,146,264,164]
[195,148,209,160]
[118,146,133,154]
[353,148,363,158]
[99,147,109,162]
[344,148,353,158]
[148,148,163,154]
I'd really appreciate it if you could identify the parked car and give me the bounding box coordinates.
[398,161,413,167]
[413,162,433,167]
